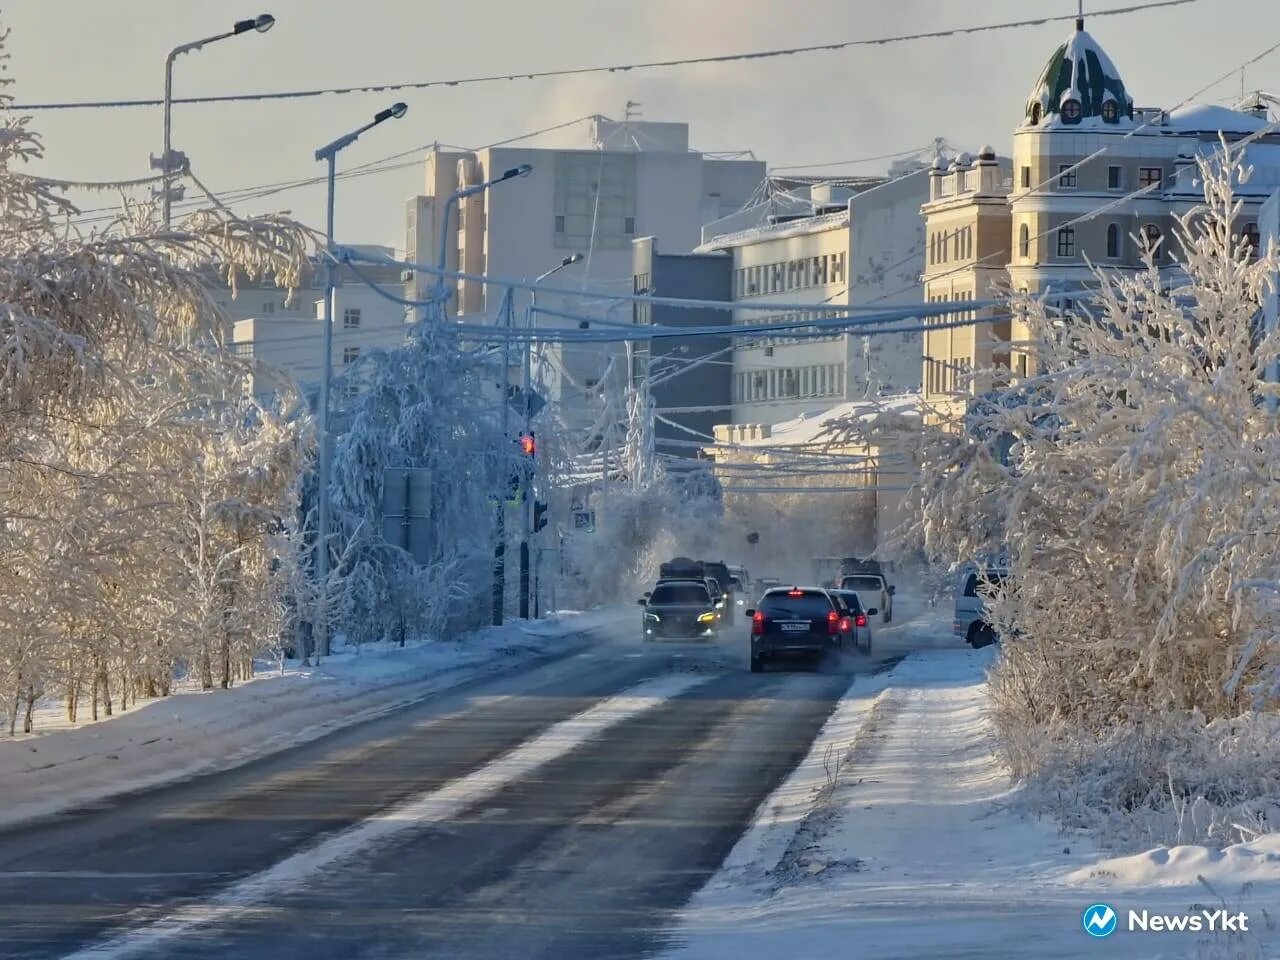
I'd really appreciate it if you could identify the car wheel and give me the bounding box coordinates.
[861,632,872,655]
[750,655,763,673]
[884,601,892,624]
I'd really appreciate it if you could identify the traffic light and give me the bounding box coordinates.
[533,500,549,533]
[520,433,536,457]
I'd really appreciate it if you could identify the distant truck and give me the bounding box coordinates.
[810,556,894,588]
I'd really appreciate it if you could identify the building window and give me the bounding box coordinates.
[1018,223,1030,259]
[1061,99,1082,123]
[623,216,635,234]
[1141,224,1163,259]
[1139,167,1163,188]
[1058,164,1077,189]
[1057,226,1075,258]
[554,215,565,233]
[342,346,360,365]
[342,307,362,329]
[263,300,275,315]
[1106,223,1121,259]
[831,252,846,284]
[1101,99,1118,123]
[1108,166,1122,190]
[1020,166,1031,189]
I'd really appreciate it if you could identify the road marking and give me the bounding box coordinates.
[59,671,713,960]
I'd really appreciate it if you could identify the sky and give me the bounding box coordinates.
[7,0,1280,250]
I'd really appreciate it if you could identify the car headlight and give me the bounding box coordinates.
[645,612,660,622]
[715,599,725,609]
[736,598,744,605]
[697,611,716,624]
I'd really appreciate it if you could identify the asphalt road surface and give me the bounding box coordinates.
[0,614,897,960]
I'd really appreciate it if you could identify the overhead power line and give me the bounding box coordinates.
[11,1,1200,112]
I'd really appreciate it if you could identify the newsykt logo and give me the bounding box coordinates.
[1083,903,1118,938]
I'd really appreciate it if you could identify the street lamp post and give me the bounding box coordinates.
[431,164,533,316]
[158,14,275,229]
[311,101,408,659]
[520,254,583,619]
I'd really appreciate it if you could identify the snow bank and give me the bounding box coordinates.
[0,610,613,832]
[1066,834,1280,890]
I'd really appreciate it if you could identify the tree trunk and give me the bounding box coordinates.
[100,669,113,717]
[22,684,35,734]
[198,646,212,691]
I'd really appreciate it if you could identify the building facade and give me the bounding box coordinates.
[403,119,765,428]
[920,16,1280,406]
[696,170,930,426]
[630,238,733,461]
[920,149,1013,418]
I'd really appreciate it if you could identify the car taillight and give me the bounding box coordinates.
[839,617,851,632]
[827,610,839,634]
[751,610,765,635]
[855,613,867,628]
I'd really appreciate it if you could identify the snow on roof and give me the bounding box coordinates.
[1162,103,1269,135]
[731,394,920,448]
[1024,24,1134,129]
[696,210,849,253]
[1167,141,1280,197]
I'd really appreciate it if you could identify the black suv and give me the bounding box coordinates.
[639,581,719,641]
[747,587,852,672]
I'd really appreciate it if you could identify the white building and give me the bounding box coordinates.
[695,170,931,425]
[223,246,408,401]
[403,119,765,427]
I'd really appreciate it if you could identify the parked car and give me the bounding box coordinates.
[639,580,719,642]
[746,586,853,672]
[830,589,875,654]
[954,566,1008,647]
[839,573,895,623]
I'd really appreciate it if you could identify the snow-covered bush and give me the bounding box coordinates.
[915,152,1280,844]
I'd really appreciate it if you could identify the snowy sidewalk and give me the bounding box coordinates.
[0,610,613,832]
[660,640,1280,959]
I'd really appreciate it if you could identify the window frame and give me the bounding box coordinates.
[1056,226,1076,258]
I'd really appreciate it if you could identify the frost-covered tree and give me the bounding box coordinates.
[325,319,510,645]
[0,23,310,733]
[912,152,1280,844]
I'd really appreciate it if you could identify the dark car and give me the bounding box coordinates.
[830,589,875,655]
[747,587,853,672]
[639,581,719,642]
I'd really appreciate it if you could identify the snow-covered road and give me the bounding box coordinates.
[1,597,1275,959]
[660,607,1280,960]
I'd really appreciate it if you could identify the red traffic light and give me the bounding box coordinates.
[520,434,536,456]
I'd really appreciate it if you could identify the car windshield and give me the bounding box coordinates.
[842,576,882,591]
[728,577,744,590]
[759,592,832,618]
[650,584,710,604]
[832,591,864,613]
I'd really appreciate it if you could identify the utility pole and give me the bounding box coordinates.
[312,102,407,658]
[157,15,275,229]
[495,289,514,626]
[520,255,582,618]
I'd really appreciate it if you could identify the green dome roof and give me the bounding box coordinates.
[1025,22,1133,127]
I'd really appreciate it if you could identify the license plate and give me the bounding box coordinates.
[780,622,809,632]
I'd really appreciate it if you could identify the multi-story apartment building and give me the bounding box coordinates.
[920,150,1013,420]
[921,15,1280,409]
[403,119,765,429]
[218,246,408,402]
[697,170,931,426]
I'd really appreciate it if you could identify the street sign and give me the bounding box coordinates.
[381,468,433,565]
[506,386,546,419]
[572,509,595,532]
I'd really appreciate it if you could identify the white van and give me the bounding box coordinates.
[954,565,1009,647]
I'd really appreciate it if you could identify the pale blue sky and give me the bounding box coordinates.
[8,0,1279,248]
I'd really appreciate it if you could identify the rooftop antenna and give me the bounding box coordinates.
[1077,0,1085,31]
[625,100,643,121]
